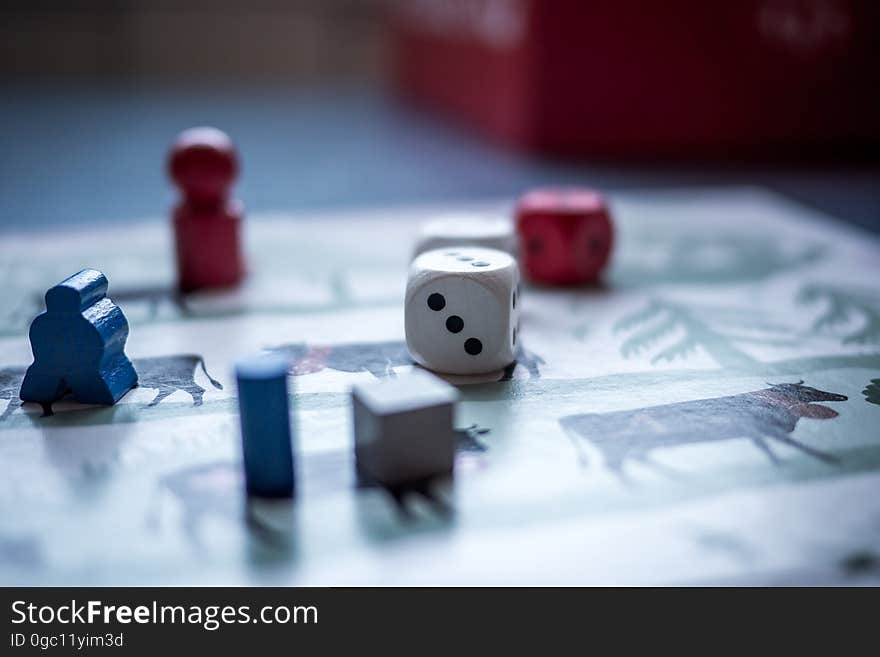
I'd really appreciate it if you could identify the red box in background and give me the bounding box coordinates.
[392,0,880,157]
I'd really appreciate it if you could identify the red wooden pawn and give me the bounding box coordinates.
[169,127,245,293]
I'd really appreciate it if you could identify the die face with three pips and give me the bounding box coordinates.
[515,187,613,286]
[405,247,520,375]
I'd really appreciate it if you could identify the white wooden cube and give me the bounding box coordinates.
[405,247,520,375]
[352,369,458,485]
[411,214,516,261]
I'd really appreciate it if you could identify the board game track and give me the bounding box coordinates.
[0,374,873,497]
[1,352,877,431]
[144,445,880,545]
[1,190,879,584]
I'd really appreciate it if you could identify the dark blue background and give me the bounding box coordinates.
[2,82,879,234]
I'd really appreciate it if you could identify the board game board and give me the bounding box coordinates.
[1,187,879,585]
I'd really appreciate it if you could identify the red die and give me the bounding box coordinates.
[169,127,245,293]
[515,187,613,285]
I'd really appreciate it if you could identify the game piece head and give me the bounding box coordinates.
[352,369,459,415]
[517,187,605,215]
[168,127,238,204]
[405,247,519,375]
[515,186,613,286]
[45,269,108,312]
[235,352,290,383]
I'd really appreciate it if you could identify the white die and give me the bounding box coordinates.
[411,214,516,261]
[405,247,520,375]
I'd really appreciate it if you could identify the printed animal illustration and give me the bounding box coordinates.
[160,428,490,544]
[0,366,26,421]
[160,461,241,546]
[0,354,222,418]
[133,355,223,407]
[560,382,847,475]
[269,340,543,381]
[455,424,490,452]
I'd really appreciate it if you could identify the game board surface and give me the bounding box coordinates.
[1,187,879,585]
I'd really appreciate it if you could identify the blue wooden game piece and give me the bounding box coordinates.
[236,353,295,498]
[19,269,138,407]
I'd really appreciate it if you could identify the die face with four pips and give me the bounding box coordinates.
[405,247,520,376]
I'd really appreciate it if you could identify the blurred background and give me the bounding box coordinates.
[1,0,878,232]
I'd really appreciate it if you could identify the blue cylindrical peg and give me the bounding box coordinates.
[235,353,295,498]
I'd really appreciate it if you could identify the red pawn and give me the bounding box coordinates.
[169,127,245,293]
[515,187,614,286]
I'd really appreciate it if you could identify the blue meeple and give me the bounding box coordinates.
[19,269,138,406]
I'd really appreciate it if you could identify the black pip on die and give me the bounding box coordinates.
[405,247,520,375]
